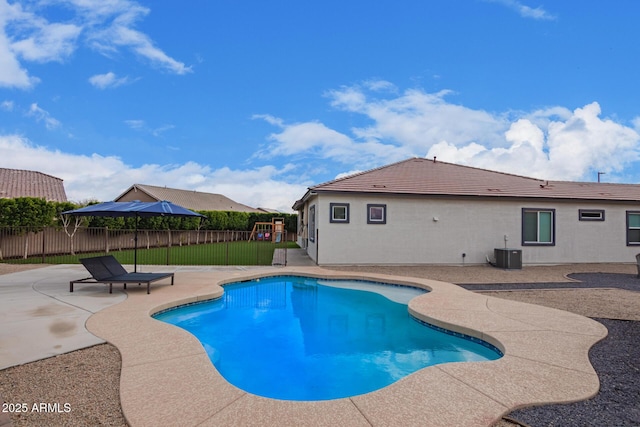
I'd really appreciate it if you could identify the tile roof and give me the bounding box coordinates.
[0,168,67,201]
[116,184,261,212]
[296,158,640,205]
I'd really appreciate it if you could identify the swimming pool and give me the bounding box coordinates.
[154,275,502,400]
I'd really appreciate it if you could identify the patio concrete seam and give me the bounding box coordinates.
[484,316,608,337]
[436,359,509,404]
[482,300,610,337]
[347,397,375,427]
[30,280,99,315]
[503,352,602,377]
[432,365,510,411]
[475,286,620,293]
[196,392,248,426]
[121,350,209,369]
[482,322,607,336]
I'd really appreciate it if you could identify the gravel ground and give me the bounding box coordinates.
[1,263,638,427]
[481,273,640,427]
[0,344,126,427]
[463,273,640,321]
[506,318,640,427]
[326,263,638,284]
[0,264,126,427]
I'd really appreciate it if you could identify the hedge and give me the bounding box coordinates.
[0,198,297,233]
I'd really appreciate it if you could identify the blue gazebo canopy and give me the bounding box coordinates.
[62,200,205,218]
[62,200,204,271]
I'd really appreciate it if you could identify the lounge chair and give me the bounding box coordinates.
[70,255,174,294]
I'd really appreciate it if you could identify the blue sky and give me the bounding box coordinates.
[1,0,639,211]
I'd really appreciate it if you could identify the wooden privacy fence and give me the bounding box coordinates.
[0,226,293,265]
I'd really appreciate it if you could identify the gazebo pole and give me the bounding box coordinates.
[134,214,139,272]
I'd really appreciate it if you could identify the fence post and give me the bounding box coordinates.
[256,237,259,265]
[166,229,171,265]
[41,228,46,263]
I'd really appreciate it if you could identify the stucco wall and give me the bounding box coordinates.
[297,201,319,263]
[301,194,639,266]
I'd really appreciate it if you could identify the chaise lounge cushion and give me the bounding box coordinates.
[70,255,174,294]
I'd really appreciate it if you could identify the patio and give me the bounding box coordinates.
[0,261,622,426]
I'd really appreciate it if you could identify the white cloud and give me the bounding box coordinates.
[252,114,283,127]
[0,1,38,88]
[77,0,191,74]
[484,0,557,20]
[11,22,81,62]
[263,120,352,157]
[125,119,174,137]
[151,124,175,137]
[89,71,130,89]
[0,0,75,88]
[429,102,640,180]
[0,134,306,212]
[362,79,398,92]
[194,165,307,211]
[4,78,640,211]
[261,82,640,183]
[125,119,145,130]
[1,100,13,111]
[328,86,508,150]
[0,0,190,89]
[255,117,411,169]
[123,30,191,75]
[258,84,508,169]
[27,103,61,130]
[546,103,639,178]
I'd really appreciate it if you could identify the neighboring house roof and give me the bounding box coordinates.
[293,157,640,209]
[256,207,283,214]
[0,168,67,202]
[115,184,261,212]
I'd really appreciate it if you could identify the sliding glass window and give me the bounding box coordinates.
[522,208,555,245]
[627,211,640,245]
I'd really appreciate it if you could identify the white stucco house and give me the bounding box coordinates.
[292,157,640,266]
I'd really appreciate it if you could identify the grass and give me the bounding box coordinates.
[6,241,299,266]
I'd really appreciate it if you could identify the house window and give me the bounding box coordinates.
[522,208,555,245]
[367,204,387,224]
[330,203,350,223]
[309,205,316,242]
[579,209,605,221]
[626,211,640,245]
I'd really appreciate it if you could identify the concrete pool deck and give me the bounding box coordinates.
[77,266,606,427]
[0,262,611,426]
[0,264,126,370]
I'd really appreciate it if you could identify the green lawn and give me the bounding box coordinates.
[7,241,299,266]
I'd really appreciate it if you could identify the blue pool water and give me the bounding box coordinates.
[154,275,501,401]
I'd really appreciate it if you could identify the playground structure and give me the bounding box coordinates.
[249,217,285,243]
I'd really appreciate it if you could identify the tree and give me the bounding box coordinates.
[55,202,85,255]
[8,198,56,258]
[0,198,18,259]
